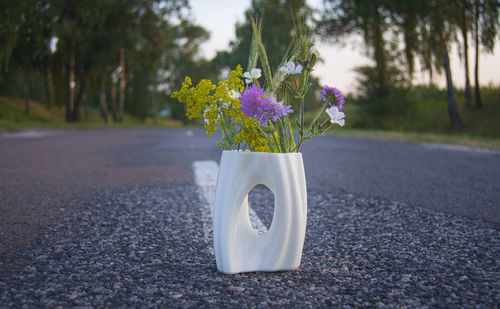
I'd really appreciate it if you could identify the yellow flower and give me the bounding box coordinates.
[171,77,216,120]
[172,64,272,151]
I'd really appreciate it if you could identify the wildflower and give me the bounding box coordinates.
[239,85,292,126]
[279,61,302,75]
[258,94,293,126]
[229,90,240,99]
[239,84,266,117]
[203,109,209,124]
[326,106,345,126]
[243,68,261,84]
[320,85,345,110]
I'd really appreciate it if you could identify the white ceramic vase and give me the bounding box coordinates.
[213,150,307,274]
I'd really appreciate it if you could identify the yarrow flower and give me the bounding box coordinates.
[320,85,345,110]
[279,61,302,75]
[229,90,240,99]
[243,68,261,84]
[239,85,293,126]
[326,106,345,126]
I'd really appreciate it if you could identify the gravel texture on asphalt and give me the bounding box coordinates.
[1,185,499,307]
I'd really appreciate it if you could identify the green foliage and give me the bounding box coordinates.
[0,96,182,129]
[347,85,500,137]
[0,0,209,123]
[215,0,304,71]
[319,0,499,93]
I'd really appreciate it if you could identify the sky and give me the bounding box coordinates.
[189,0,499,94]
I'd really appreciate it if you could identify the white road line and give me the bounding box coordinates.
[2,129,59,138]
[192,160,268,250]
[421,143,499,154]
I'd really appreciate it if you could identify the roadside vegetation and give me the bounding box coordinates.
[0,0,498,149]
[306,84,500,150]
[0,96,182,130]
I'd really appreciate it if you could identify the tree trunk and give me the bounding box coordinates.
[443,50,462,128]
[442,28,462,129]
[110,73,118,122]
[99,81,108,123]
[461,7,472,108]
[118,46,125,122]
[73,64,91,122]
[372,6,388,97]
[474,0,482,108]
[43,68,51,110]
[23,71,29,116]
[65,53,75,122]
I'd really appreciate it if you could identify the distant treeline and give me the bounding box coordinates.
[0,0,210,123]
[0,0,498,128]
[318,0,499,128]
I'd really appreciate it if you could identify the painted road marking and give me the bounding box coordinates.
[421,143,499,154]
[2,129,60,139]
[193,160,268,251]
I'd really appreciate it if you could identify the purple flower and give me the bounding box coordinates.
[320,85,345,110]
[239,86,293,126]
[258,94,293,126]
[239,84,266,118]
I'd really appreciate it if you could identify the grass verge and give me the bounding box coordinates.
[330,129,500,150]
[0,96,183,131]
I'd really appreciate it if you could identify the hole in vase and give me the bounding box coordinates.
[248,184,275,233]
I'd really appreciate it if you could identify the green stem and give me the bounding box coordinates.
[278,119,287,153]
[294,133,312,152]
[286,117,296,150]
[220,111,233,150]
[257,126,274,152]
[310,102,328,131]
[297,96,305,152]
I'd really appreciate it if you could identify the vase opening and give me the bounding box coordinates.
[247,184,275,233]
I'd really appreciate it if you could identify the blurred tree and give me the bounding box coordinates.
[217,0,310,70]
[213,0,321,112]
[319,0,396,97]
[4,0,55,115]
[426,0,462,128]
[0,2,23,77]
[0,0,207,123]
[472,0,500,108]
[320,0,464,128]
[54,0,191,121]
[456,0,473,108]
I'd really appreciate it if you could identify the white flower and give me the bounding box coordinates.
[326,106,345,126]
[243,68,261,84]
[203,109,209,124]
[279,60,302,75]
[229,90,240,99]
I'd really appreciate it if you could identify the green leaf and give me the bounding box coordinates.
[247,29,259,71]
[251,17,273,91]
[309,52,317,69]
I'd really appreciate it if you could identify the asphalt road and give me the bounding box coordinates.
[0,128,499,307]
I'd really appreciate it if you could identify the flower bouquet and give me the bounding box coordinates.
[172,16,345,274]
